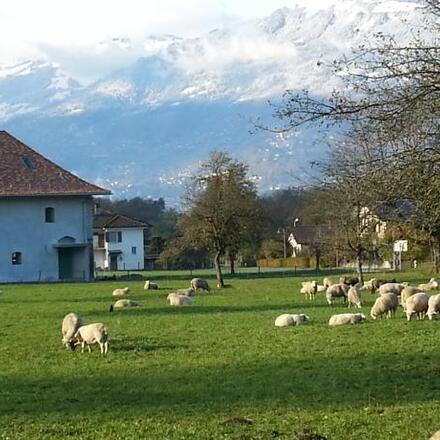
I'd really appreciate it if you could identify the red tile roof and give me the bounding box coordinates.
[94,212,150,229]
[0,131,111,197]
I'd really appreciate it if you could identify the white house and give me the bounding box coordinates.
[93,212,149,271]
[0,131,110,283]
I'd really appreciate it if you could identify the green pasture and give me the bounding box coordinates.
[1,271,439,439]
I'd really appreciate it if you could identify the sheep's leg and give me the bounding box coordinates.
[104,341,108,354]
[81,342,85,353]
[87,344,91,353]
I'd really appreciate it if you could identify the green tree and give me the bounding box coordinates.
[179,151,261,287]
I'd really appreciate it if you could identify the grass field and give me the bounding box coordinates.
[1,272,440,439]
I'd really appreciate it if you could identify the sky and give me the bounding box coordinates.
[0,0,331,67]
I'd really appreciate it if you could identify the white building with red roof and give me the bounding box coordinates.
[0,131,110,282]
[93,212,150,271]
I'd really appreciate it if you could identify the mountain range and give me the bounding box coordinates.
[0,1,424,203]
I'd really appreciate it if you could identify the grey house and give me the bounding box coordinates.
[0,131,110,282]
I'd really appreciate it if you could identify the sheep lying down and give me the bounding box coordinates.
[329,313,366,326]
[275,314,309,327]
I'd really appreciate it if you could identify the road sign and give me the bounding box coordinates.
[393,240,408,253]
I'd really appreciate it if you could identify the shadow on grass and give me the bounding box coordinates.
[2,352,440,416]
[109,337,188,353]
[91,302,331,318]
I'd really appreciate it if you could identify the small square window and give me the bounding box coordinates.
[45,207,55,223]
[131,246,137,255]
[12,252,22,265]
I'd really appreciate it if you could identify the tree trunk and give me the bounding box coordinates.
[214,251,225,288]
[356,251,364,284]
[315,248,321,272]
[433,237,440,273]
[229,255,236,275]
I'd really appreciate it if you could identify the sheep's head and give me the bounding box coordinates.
[123,287,130,293]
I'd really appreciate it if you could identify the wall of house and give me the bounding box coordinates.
[93,247,106,271]
[102,228,144,270]
[0,196,94,283]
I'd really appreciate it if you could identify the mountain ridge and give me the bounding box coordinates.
[0,1,424,203]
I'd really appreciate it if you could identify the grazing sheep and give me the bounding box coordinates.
[328,313,366,326]
[418,278,438,292]
[362,278,376,290]
[274,314,310,327]
[378,282,408,296]
[300,281,317,300]
[177,287,196,296]
[109,299,139,312]
[61,313,84,347]
[326,283,349,305]
[371,278,396,292]
[70,323,109,354]
[427,294,440,320]
[191,278,211,292]
[347,285,362,309]
[370,293,399,319]
[323,277,335,288]
[112,287,130,297]
[339,276,359,286]
[400,286,423,310]
[406,292,429,321]
[167,293,193,306]
[144,280,158,290]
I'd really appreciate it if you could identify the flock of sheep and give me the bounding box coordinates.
[275,276,440,328]
[61,273,440,352]
[61,277,211,354]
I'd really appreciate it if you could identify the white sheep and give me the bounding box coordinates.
[378,282,408,296]
[430,430,440,440]
[70,323,109,354]
[61,313,84,347]
[112,287,130,297]
[406,292,429,321]
[347,285,362,309]
[109,299,139,312]
[326,283,349,305]
[316,285,327,293]
[274,314,310,327]
[177,287,196,296]
[400,286,423,311]
[323,277,335,288]
[167,293,193,306]
[328,313,366,326]
[427,294,440,320]
[190,278,211,292]
[418,278,438,292]
[362,278,376,291]
[300,280,317,300]
[370,293,399,319]
[144,280,158,290]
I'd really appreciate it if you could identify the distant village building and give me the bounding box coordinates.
[0,131,110,283]
[93,212,150,271]
[287,226,319,257]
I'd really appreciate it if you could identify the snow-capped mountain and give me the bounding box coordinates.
[0,1,425,202]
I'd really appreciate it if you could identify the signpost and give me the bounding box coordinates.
[393,240,408,271]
